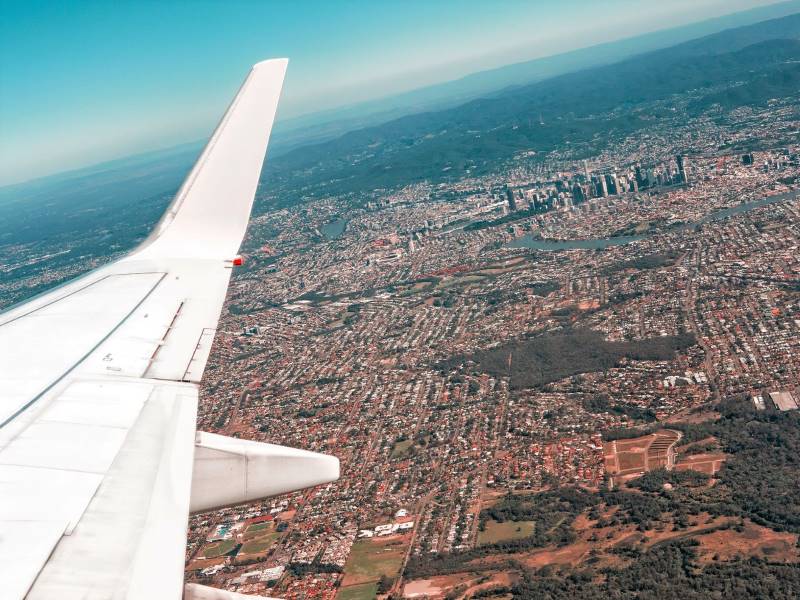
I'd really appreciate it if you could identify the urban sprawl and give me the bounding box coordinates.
[183,99,800,598]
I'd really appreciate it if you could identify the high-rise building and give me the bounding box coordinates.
[572,183,585,203]
[605,173,618,196]
[676,154,689,183]
[594,175,608,197]
[646,167,657,187]
[505,186,517,211]
[635,165,645,189]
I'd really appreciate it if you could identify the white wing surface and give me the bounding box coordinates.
[0,59,339,600]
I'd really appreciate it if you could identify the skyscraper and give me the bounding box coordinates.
[635,165,645,189]
[594,175,608,198]
[572,183,585,203]
[505,186,517,211]
[604,173,618,196]
[676,154,689,184]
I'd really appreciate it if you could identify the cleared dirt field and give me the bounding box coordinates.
[604,430,681,483]
[403,572,517,599]
[675,452,727,475]
[185,556,226,571]
[614,438,650,452]
[520,543,591,568]
[404,574,468,598]
[696,520,799,563]
[617,451,646,472]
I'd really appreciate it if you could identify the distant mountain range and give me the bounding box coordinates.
[263,12,800,204]
[268,0,800,155]
[4,2,799,205]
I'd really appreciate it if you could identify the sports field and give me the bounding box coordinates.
[336,582,379,600]
[202,539,237,558]
[240,532,280,555]
[477,519,536,545]
[341,538,405,587]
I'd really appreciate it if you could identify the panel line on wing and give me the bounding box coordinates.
[0,273,167,429]
[142,300,185,375]
[181,327,217,382]
[0,271,168,326]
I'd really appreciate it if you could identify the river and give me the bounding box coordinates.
[506,190,798,251]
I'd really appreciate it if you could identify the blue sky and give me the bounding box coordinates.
[0,0,784,185]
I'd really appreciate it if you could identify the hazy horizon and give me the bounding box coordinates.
[0,0,792,187]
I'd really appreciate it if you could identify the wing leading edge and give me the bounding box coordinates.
[0,59,339,600]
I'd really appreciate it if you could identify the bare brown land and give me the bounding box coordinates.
[603,429,682,485]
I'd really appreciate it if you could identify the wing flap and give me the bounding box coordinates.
[23,382,198,600]
[0,521,66,600]
[0,272,164,427]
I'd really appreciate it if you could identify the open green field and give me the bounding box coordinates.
[337,582,379,600]
[477,519,536,546]
[391,439,413,458]
[240,532,280,555]
[244,523,275,541]
[342,539,405,586]
[246,522,271,532]
[202,539,237,558]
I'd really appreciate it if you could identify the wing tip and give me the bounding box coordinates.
[253,57,289,72]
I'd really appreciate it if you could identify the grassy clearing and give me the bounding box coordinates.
[240,533,280,555]
[391,439,413,458]
[343,539,405,586]
[202,539,237,558]
[337,582,379,600]
[477,520,536,546]
[244,523,275,541]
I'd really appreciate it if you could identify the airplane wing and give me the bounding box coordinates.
[0,59,339,600]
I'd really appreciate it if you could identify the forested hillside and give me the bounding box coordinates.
[404,399,800,598]
[262,14,800,205]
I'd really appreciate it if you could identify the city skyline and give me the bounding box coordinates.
[0,0,789,186]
